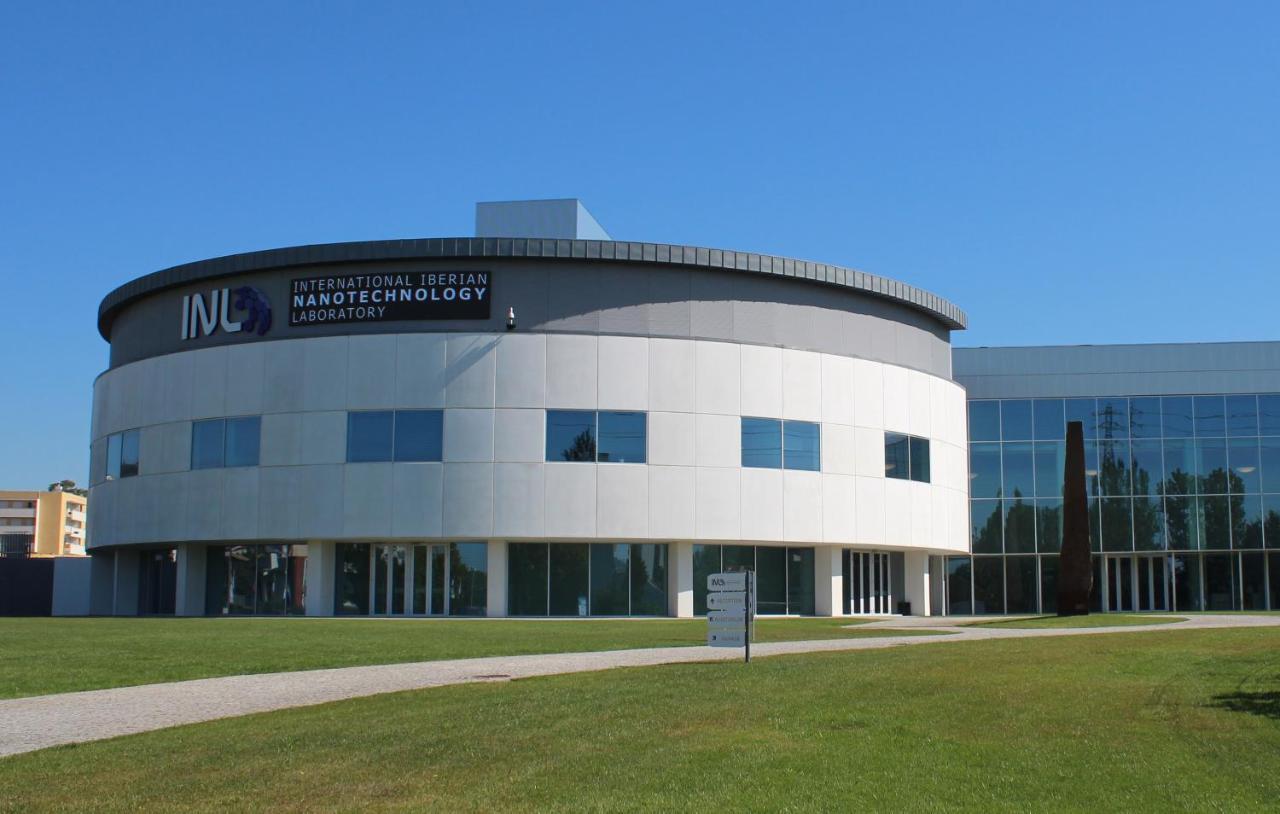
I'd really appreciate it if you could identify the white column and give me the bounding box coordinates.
[305,541,336,616]
[901,550,931,616]
[669,542,693,617]
[174,544,207,616]
[486,541,508,617]
[112,548,140,616]
[815,546,843,616]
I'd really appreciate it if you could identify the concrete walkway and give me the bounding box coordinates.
[2,613,1277,758]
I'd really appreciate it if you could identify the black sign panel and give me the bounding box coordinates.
[289,271,490,326]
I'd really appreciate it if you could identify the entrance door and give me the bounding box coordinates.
[374,543,448,616]
[1105,555,1170,612]
[372,544,407,615]
[411,543,450,616]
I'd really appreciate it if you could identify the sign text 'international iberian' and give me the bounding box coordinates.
[289,271,490,326]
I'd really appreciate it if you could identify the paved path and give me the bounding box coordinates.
[2,613,1277,758]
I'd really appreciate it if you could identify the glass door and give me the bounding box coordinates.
[1105,555,1170,613]
[372,544,407,615]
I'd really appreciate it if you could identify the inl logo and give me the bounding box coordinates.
[181,287,272,340]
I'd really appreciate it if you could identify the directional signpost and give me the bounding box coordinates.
[706,571,754,662]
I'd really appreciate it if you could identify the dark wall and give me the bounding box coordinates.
[105,259,954,377]
[0,558,55,616]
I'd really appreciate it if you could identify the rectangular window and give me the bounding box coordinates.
[783,421,820,471]
[598,411,646,463]
[545,411,647,463]
[741,417,782,469]
[191,419,225,469]
[119,429,140,478]
[884,433,910,479]
[546,410,597,462]
[449,542,488,616]
[886,432,930,483]
[225,416,261,467]
[908,436,930,483]
[106,433,122,480]
[347,411,394,462]
[394,410,443,462]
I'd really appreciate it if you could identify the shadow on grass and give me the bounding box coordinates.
[1210,690,1280,720]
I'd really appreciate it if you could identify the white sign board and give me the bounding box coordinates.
[707,609,746,624]
[706,591,747,610]
[708,630,747,648]
[708,572,747,592]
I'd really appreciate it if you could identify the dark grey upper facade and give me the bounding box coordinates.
[955,342,1280,399]
[99,238,966,378]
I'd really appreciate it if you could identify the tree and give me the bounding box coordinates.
[47,479,88,497]
[1057,421,1093,615]
[561,429,596,462]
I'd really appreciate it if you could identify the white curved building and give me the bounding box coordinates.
[86,200,969,617]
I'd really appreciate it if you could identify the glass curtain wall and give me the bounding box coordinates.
[965,393,1280,612]
[507,543,669,616]
[690,545,816,616]
[333,542,487,616]
[205,545,307,615]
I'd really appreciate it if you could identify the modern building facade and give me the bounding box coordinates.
[948,343,1280,615]
[85,200,971,617]
[0,489,87,557]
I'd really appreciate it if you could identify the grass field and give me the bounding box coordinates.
[0,617,941,699]
[1,628,1277,811]
[972,614,1185,629]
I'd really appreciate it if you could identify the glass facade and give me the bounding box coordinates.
[691,544,815,615]
[334,542,487,616]
[205,545,307,615]
[960,393,1280,613]
[507,542,668,616]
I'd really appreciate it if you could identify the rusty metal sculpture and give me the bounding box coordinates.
[1057,420,1093,615]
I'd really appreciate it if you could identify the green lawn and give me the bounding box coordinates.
[972,614,1185,629]
[0,617,938,699]
[2,628,1278,811]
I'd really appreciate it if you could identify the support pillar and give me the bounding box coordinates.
[305,541,336,616]
[901,551,931,616]
[175,544,207,616]
[669,542,693,617]
[815,546,843,617]
[486,541,507,617]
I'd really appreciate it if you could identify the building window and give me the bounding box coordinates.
[741,418,820,470]
[783,421,820,471]
[741,418,782,469]
[347,410,443,463]
[393,410,444,462]
[691,544,814,616]
[191,417,261,469]
[205,545,307,616]
[885,432,930,482]
[105,429,140,479]
[507,542,668,616]
[545,411,646,463]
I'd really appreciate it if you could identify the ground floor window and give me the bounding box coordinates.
[842,551,895,615]
[692,544,814,616]
[945,551,1280,615]
[335,542,487,616]
[507,542,668,616]
[206,545,307,615]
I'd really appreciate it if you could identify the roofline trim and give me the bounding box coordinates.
[97,237,967,338]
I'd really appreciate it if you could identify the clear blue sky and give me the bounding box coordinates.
[2,1,1278,488]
